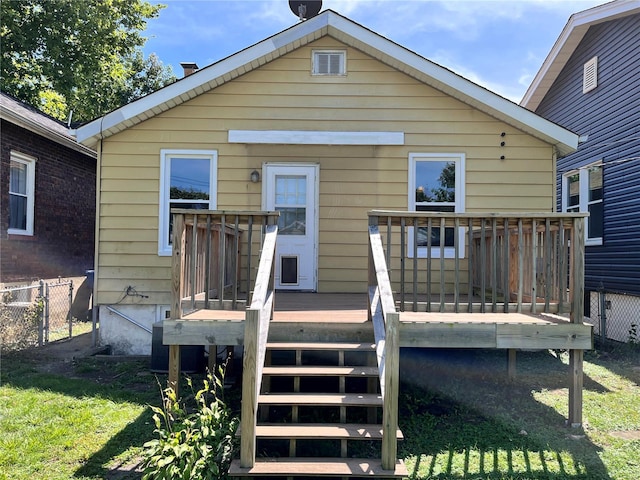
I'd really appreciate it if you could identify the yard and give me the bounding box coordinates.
[0,333,638,480]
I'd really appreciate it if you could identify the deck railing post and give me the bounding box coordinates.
[382,311,399,471]
[240,308,259,468]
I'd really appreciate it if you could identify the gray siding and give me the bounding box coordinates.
[535,13,640,296]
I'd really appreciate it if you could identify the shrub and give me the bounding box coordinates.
[142,364,238,480]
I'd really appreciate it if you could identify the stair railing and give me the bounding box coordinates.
[240,223,278,468]
[367,218,400,471]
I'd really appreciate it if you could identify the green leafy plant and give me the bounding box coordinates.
[141,364,238,480]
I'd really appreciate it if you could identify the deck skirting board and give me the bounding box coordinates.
[163,317,592,350]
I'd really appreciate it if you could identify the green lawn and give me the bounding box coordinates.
[1,342,638,479]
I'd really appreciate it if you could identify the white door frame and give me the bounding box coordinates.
[262,163,319,291]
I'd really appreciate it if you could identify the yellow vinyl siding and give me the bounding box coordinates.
[95,37,554,300]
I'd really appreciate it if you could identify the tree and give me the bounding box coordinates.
[1,0,175,121]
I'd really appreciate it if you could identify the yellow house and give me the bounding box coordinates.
[76,10,579,354]
[76,11,591,477]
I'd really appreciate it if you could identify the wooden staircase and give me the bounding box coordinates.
[229,341,407,478]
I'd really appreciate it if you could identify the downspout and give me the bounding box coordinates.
[92,127,104,347]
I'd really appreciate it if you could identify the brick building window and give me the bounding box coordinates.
[9,151,37,236]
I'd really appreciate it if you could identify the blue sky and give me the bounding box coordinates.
[142,0,606,102]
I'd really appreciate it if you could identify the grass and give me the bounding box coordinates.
[0,340,638,479]
[399,346,640,479]
[0,352,161,480]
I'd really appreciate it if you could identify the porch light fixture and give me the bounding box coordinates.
[250,170,261,183]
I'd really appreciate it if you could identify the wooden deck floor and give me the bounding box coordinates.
[166,293,592,350]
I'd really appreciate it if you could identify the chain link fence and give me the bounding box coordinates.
[586,289,640,345]
[0,279,76,350]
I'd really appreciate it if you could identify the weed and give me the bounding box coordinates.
[141,362,239,480]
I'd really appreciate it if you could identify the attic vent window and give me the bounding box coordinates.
[583,56,598,93]
[312,50,346,75]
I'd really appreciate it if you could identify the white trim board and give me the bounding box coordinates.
[228,130,404,145]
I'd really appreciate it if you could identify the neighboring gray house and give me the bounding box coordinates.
[521,0,640,343]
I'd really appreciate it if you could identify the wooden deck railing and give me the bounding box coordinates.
[240,224,278,468]
[368,211,587,321]
[171,210,280,317]
[368,220,400,471]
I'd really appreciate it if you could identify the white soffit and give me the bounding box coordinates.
[228,130,404,145]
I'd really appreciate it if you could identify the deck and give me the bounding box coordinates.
[166,292,591,350]
[163,210,592,476]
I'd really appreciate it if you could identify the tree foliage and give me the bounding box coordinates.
[1,0,176,121]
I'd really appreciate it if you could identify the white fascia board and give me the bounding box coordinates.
[228,130,404,145]
[327,13,578,154]
[521,1,640,110]
[76,16,330,147]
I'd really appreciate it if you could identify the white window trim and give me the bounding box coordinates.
[562,162,603,246]
[312,49,346,76]
[583,56,598,94]
[408,153,466,258]
[8,151,37,236]
[158,149,218,256]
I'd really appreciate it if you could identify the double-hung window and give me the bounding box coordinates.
[158,150,217,256]
[562,163,603,245]
[8,151,36,236]
[408,153,465,258]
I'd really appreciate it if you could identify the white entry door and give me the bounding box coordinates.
[263,164,318,291]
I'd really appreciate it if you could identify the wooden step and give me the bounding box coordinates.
[258,393,382,407]
[253,423,403,440]
[262,365,379,377]
[266,342,374,351]
[229,457,408,477]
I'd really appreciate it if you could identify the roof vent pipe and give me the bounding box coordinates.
[180,62,199,77]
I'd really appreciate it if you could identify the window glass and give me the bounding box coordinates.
[159,151,216,255]
[588,165,603,201]
[8,153,35,235]
[563,163,603,244]
[170,158,210,200]
[9,161,28,230]
[275,175,306,235]
[414,160,456,247]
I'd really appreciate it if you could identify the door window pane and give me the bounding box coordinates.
[275,175,306,235]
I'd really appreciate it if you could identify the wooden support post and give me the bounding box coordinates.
[208,344,217,373]
[569,349,584,428]
[568,217,586,427]
[240,309,259,468]
[168,344,180,395]
[507,349,517,381]
[381,312,399,471]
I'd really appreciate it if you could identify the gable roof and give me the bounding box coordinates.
[75,9,579,156]
[1,91,96,158]
[521,0,640,111]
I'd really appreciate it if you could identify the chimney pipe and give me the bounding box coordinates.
[180,62,199,77]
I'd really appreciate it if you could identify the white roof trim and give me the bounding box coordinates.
[228,130,404,145]
[76,9,578,156]
[521,0,640,110]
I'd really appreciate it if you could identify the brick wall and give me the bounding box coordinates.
[1,120,96,282]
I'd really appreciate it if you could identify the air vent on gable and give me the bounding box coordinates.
[313,50,345,75]
[583,56,598,93]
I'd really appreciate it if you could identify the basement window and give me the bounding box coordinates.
[583,56,598,93]
[312,50,346,75]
